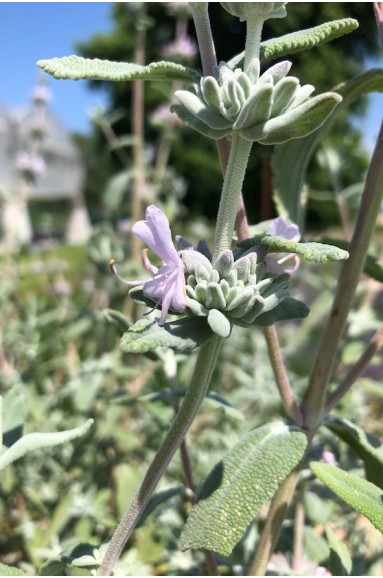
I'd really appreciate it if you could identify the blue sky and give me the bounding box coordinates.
[0,2,382,151]
[0,3,112,134]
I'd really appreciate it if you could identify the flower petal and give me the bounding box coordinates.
[132,205,179,264]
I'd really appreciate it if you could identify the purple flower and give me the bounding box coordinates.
[110,205,186,325]
[266,216,301,274]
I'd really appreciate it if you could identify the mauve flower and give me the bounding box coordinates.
[110,205,186,325]
[161,35,198,61]
[266,216,301,274]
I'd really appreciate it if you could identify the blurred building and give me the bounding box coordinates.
[0,82,91,250]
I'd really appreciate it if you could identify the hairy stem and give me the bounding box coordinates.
[263,326,303,426]
[98,337,222,575]
[190,2,217,76]
[244,16,264,69]
[300,117,383,430]
[213,133,253,260]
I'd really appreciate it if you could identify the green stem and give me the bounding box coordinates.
[213,133,252,260]
[98,336,222,576]
[246,466,301,576]
[300,118,383,430]
[263,326,303,426]
[189,3,217,76]
[244,16,264,70]
[324,324,383,415]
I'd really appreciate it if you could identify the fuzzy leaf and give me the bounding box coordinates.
[254,296,310,326]
[229,19,359,68]
[0,564,28,576]
[326,416,383,488]
[0,419,94,471]
[240,92,341,144]
[179,422,307,555]
[120,317,213,353]
[272,68,383,228]
[207,309,232,338]
[238,235,349,262]
[174,90,233,130]
[38,56,200,82]
[311,462,383,534]
[326,526,352,576]
[171,103,232,140]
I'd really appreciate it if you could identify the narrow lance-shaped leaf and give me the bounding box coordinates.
[320,237,383,282]
[325,416,383,488]
[311,462,383,534]
[326,526,352,576]
[179,422,307,556]
[229,18,359,68]
[0,419,94,471]
[38,56,201,82]
[272,68,383,228]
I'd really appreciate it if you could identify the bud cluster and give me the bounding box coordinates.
[178,244,298,338]
[172,59,341,144]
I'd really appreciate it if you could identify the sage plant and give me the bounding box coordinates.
[35,3,383,575]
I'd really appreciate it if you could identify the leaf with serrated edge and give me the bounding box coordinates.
[121,317,214,353]
[238,235,349,262]
[179,422,307,555]
[0,419,94,471]
[38,56,200,82]
[229,19,359,68]
[311,462,383,534]
[0,563,28,576]
[326,416,383,488]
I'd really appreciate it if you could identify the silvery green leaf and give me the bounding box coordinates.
[179,422,307,555]
[311,462,383,534]
[186,297,209,317]
[241,92,342,144]
[229,19,359,69]
[180,249,212,276]
[272,68,383,227]
[38,56,201,82]
[174,90,233,130]
[207,309,232,338]
[0,419,94,471]
[225,287,255,313]
[212,250,234,277]
[238,235,349,262]
[227,79,246,117]
[121,317,213,353]
[201,76,222,109]
[254,297,310,326]
[195,263,212,283]
[171,104,232,140]
[195,282,208,303]
[271,77,300,116]
[232,255,251,281]
[288,83,315,108]
[261,273,290,297]
[262,60,292,84]
[206,283,227,310]
[233,84,273,130]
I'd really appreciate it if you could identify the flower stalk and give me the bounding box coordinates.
[99,336,222,575]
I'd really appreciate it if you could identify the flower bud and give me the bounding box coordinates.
[220,2,287,22]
